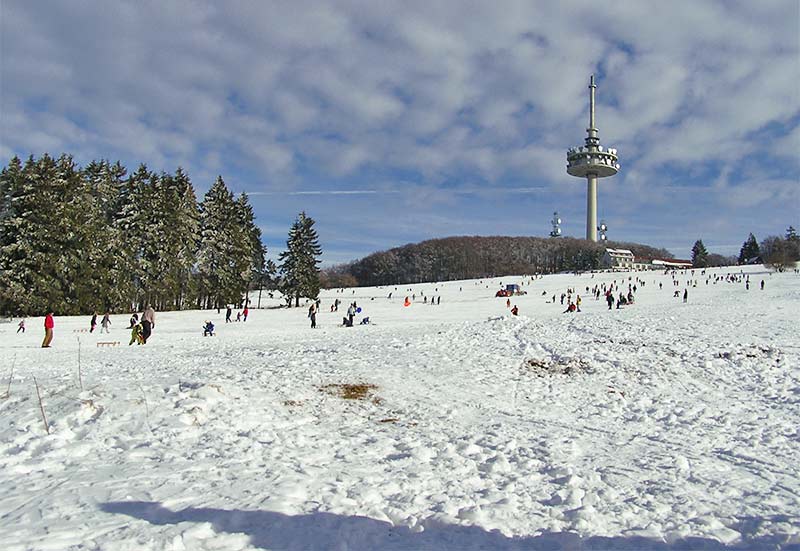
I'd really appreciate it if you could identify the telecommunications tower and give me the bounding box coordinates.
[566,75,620,241]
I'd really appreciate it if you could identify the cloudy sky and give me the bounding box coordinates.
[2,1,798,264]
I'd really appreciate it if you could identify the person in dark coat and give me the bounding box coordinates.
[141,305,155,343]
[308,302,317,328]
[226,306,232,323]
[90,312,98,333]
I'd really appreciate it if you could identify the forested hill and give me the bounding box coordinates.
[322,236,673,288]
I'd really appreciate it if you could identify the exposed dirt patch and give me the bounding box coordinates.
[319,383,379,402]
[523,357,592,376]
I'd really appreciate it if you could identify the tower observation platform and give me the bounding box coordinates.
[566,75,620,241]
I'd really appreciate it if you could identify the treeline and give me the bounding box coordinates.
[0,154,268,316]
[322,236,673,288]
[736,228,800,269]
[690,229,799,269]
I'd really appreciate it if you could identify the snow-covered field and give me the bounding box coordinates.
[1,266,798,550]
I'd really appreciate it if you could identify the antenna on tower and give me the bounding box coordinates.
[598,220,608,241]
[550,211,562,237]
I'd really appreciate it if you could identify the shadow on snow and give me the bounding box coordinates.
[100,501,792,550]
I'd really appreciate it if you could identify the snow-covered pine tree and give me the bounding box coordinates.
[167,168,200,309]
[691,239,709,268]
[29,154,73,313]
[196,176,245,310]
[137,170,171,309]
[279,211,322,307]
[0,154,85,314]
[0,156,28,315]
[235,193,266,301]
[115,164,153,310]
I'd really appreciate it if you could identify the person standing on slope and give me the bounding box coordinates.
[141,304,155,343]
[90,312,98,333]
[226,306,232,323]
[308,302,317,329]
[243,306,249,322]
[42,311,54,348]
[101,312,112,333]
[17,319,26,333]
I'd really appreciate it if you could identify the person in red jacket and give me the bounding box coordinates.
[42,311,54,348]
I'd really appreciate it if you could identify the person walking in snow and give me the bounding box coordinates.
[141,304,155,343]
[17,319,25,333]
[101,312,112,333]
[308,302,317,329]
[760,280,765,290]
[226,306,232,323]
[243,306,249,322]
[347,302,356,327]
[90,312,98,333]
[42,311,54,348]
[683,289,688,303]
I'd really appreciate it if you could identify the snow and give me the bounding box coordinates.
[1,266,798,550]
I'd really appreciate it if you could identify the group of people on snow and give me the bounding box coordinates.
[225,305,249,323]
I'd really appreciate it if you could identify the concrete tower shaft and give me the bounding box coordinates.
[566,75,620,242]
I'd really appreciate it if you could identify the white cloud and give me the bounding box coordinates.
[1,0,798,261]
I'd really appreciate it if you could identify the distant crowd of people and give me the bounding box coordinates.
[15,268,780,347]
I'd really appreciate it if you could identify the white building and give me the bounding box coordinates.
[601,248,635,270]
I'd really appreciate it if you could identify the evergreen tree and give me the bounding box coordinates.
[78,160,129,312]
[785,226,800,263]
[115,164,154,309]
[738,233,760,264]
[167,168,200,309]
[0,155,261,315]
[235,193,266,297]
[691,239,709,268]
[0,156,29,314]
[196,176,248,309]
[279,211,322,307]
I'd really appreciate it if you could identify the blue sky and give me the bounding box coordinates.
[1,1,798,264]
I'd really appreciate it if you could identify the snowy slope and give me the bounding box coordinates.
[1,266,798,550]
